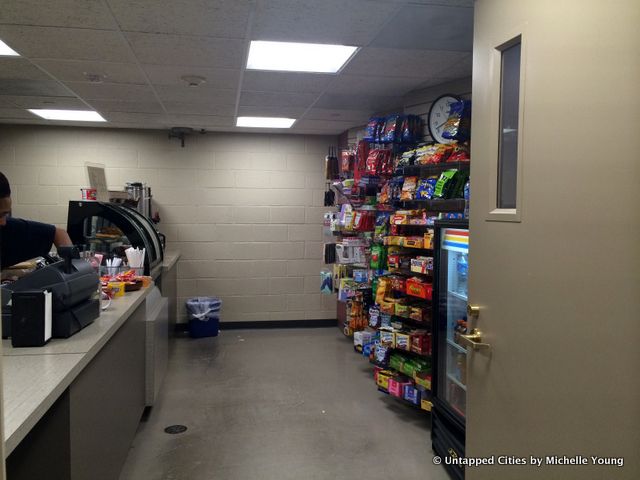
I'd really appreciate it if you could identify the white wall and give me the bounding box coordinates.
[0,125,338,323]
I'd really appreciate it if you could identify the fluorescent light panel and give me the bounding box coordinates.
[236,116,295,128]
[0,39,20,56]
[246,41,358,73]
[28,109,107,122]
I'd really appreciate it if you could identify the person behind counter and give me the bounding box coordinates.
[0,171,73,269]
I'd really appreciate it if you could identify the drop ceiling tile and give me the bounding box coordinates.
[431,54,473,80]
[64,82,157,102]
[252,0,401,45]
[369,4,473,52]
[239,91,318,108]
[3,95,86,109]
[162,115,235,128]
[162,102,236,116]
[155,86,237,105]
[326,75,427,96]
[0,26,136,63]
[241,71,333,94]
[293,119,357,133]
[100,111,168,124]
[342,48,469,78]
[0,108,35,120]
[107,0,251,39]
[0,118,42,126]
[381,0,474,7]
[303,107,372,123]
[0,97,16,108]
[87,99,164,114]
[126,32,245,68]
[0,78,73,97]
[237,105,307,118]
[142,65,240,89]
[314,93,403,112]
[0,58,51,81]
[0,0,118,29]
[33,59,148,84]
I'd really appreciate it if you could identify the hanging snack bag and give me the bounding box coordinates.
[397,149,416,168]
[447,142,470,162]
[379,149,394,175]
[433,170,467,199]
[383,115,400,143]
[442,100,472,142]
[400,176,418,201]
[378,181,391,204]
[374,212,390,242]
[340,149,355,172]
[365,117,383,142]
[370,244,386,269]
[365,149,380,174]
[415,176,439,200]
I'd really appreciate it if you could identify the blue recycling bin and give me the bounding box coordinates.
[186,297,222,338]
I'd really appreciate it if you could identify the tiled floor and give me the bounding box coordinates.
[119,327,449,480]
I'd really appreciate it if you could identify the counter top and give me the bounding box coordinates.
[162,251,180,271]
[2,286,152,457]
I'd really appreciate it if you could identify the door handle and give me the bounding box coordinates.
[458,328,491,351]
[467,304,480,317]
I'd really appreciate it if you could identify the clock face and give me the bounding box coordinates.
[428,94,460,144]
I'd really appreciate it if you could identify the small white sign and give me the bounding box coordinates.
[86,163,109,202]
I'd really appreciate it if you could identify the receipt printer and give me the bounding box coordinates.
[1,247,100,340]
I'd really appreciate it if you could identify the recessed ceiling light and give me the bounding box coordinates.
[0,39,20,56]
[28,109,107,122]
[236,117,295,128]
[246,41,358,73]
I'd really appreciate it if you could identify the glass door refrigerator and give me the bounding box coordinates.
[432,219,469,480]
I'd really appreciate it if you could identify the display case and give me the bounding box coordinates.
[67,201,164,278]
[432,219,468,480]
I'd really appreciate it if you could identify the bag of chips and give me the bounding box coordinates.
[364,117,384,142]
[442,100,472,142]
[400,176,418,201]
[416,176,439,199]
[383,115,401,143]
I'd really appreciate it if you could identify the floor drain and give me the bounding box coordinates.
[164,425,187,434]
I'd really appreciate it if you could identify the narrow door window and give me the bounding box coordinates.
[497,39,521,209]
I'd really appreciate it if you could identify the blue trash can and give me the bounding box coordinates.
[186,297,222,338]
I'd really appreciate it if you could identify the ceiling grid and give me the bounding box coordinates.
[0,0,473,133]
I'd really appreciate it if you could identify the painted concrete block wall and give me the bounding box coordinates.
[0,125,338,323]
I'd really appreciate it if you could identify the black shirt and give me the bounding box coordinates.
[0,217,56,269]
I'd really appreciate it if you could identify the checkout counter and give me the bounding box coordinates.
[1,199,180,480]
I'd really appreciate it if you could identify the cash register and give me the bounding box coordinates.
[1,246,100,340]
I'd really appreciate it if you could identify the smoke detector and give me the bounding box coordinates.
[180,75,206,87]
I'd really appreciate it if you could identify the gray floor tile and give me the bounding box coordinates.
[119,328,449,480]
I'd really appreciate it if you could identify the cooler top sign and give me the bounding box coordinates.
[442,228,469,254]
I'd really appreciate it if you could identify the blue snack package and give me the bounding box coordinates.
[416,176,438,199]
[382,115,400,143]
[442,100,471,142]
[364,117,383,142]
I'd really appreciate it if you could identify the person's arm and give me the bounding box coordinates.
[54,227,73,247]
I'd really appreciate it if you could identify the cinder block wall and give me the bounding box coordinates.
[0,125,337,323]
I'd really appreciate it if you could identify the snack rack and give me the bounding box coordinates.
[341,106,471,413]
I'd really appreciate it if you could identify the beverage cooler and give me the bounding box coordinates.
[432,219,469,480]
[66,201,165,278]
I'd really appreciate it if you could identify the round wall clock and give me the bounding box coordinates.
[427,94,461,144]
